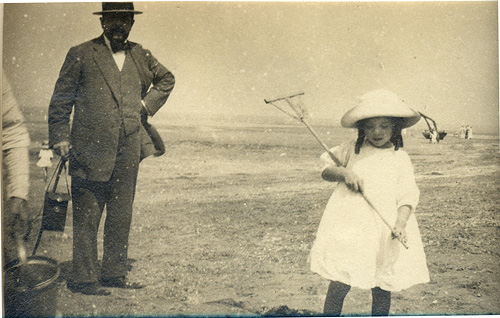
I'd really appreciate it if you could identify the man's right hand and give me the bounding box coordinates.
[53,141,70,158]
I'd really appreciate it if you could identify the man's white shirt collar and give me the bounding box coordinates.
[103,34,126,71]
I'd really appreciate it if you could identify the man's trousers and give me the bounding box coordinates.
[70,126,140,284]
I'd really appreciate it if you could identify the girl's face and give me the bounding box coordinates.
[363,117,394,148]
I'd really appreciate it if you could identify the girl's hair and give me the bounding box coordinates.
[354,117,405,154]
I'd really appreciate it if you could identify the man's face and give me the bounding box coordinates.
[100,13,134,44]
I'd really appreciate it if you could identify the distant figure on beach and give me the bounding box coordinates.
[465,126,473,139]
[37,140,54,182]
[309,89,429,316]
[430,129,438,144]
[459,125,466,138]
[48,2,175,296]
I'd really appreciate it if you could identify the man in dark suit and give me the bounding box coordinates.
[48,2,175,295]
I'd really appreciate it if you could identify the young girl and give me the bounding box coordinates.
[309,89,429,316]
[36,140,53,182]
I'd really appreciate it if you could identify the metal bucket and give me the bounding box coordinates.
[4,256,60,317]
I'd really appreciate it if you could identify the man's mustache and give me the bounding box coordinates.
[109,27,127,36]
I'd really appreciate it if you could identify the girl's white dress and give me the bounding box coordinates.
[309,141,429,292]
[37,149,53,168]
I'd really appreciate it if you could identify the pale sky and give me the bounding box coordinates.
[3,1,499,134]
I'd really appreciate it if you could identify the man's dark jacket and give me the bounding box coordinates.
[48,35,175,181]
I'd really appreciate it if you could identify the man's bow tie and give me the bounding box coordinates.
[111,41,131,53]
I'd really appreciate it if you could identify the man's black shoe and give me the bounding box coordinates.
[100,276,144,289]
[67,282,111,296]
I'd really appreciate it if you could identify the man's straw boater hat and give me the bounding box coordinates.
[341,89,421,129]
[93,2,143,15]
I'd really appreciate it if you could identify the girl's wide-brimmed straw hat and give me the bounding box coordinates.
[341,89,421,129]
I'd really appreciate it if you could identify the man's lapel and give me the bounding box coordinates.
[128,45,149,98]
[92,35,121,103]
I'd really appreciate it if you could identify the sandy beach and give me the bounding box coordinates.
[21,113,500,316]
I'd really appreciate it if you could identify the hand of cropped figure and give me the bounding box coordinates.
[7,197,31,240]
